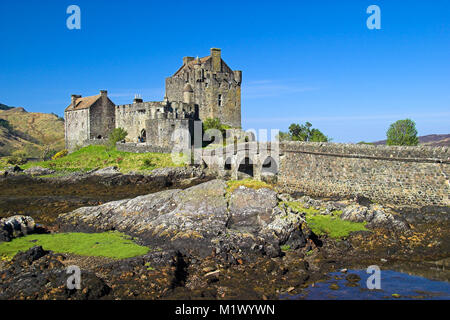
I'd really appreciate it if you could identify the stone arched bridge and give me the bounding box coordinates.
[199,142,280,180]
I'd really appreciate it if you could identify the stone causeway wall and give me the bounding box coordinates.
[113,139,449,210]
[116,142,172,154]
[277,142,450,211]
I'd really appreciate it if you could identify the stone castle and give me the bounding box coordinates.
[63,48,449,211]
[65,48,242,151]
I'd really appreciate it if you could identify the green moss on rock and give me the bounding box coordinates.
[0,231,149,261]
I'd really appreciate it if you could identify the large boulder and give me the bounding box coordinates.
[2,165,23,176]
[91,166,121,176]
[228,186,278,233]
[0,215,36,242]
[0,246,111,300]
[58,180,305,259]
[341,204,408,231]
[23,166,55,176]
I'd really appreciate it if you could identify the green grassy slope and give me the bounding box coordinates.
[15,145,183,173]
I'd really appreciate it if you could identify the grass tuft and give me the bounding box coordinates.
[305,215,368,240]
[226,178,273,193]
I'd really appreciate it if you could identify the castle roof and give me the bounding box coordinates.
[173,56,211,77]
[65,94,101,111]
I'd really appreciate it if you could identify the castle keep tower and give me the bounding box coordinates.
[165,48,242,128]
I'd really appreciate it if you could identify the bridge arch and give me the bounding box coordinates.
[261,156,278,174]
[237,156,254,178]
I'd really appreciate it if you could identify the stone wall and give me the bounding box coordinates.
[65,109,89,151]
[88,94,115,140]
[116,142,172,154]
[115,101,163,142]
[278,142,450,211]
[146,118,194,150]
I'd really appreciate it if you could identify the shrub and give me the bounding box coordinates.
[108,128,128,149]
[41,147,57,161]
[7,151,27,165]
[203,118,232,146]
[7,156,27,165]
[143,158,153,167]
[52,149,68,160]
[203,118,231,136]
[0,119,13,132]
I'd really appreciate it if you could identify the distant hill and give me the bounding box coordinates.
[0,103,65,157]
[373,134,450,147]
[0,103,13,111]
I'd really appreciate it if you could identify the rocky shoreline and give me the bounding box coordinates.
[0,166,212,225]
[0,172,449,300]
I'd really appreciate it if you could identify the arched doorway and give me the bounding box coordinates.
[140,129,146,143]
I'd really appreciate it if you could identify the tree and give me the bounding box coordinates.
[108,128,128,149]
[309,128,329,142]
[386,119,418,146]
[279,122,330,142]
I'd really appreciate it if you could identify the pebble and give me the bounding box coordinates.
[329,283,340,290]
[345,274,361,283]
[202,267,215,273]
[204,270,220,278]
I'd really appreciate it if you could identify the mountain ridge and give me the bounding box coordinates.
[372,134,450,147]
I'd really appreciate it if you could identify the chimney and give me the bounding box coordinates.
[100,90,107,97]
[211,48,221,72]
[133,94,143,104]
[71,94,81,107]
[183,57,194,65]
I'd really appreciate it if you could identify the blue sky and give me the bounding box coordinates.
[0,0,449,142]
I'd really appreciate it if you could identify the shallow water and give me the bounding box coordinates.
[284,269,450,300]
